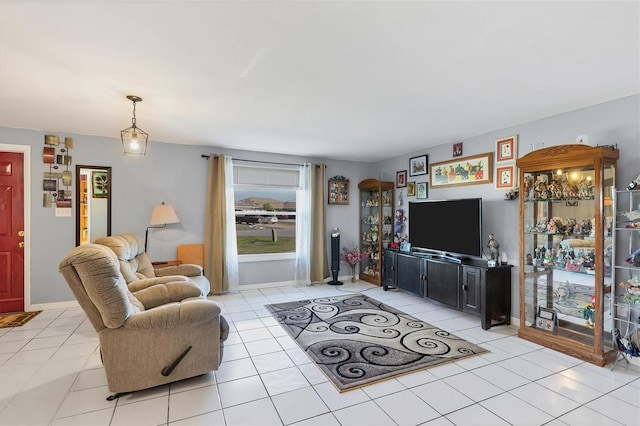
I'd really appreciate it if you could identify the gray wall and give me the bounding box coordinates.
[0,127,372,303]
[376,94,640,319]
[1,94,637,309]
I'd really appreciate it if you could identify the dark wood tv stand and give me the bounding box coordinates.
[382,249,512,330]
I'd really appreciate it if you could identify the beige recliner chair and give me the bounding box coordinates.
[94,233,211,296]
[59,244,228,399]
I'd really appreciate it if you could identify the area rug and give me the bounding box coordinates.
[0,311,41,328]
[265,293,487,392]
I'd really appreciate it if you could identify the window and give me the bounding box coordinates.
[233,165,298,256]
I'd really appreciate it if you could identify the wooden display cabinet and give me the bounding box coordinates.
[328,178,349,205]
[358,178,393,285]
[516,144,619,366]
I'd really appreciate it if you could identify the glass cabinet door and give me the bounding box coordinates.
[521,164,614,350]
[359,179,393,285]
[360,188,381,279]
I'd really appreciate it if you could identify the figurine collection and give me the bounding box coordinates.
[522,174,594,201]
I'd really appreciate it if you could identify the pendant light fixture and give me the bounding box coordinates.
[121,95,148,156]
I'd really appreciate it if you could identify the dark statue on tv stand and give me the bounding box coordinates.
[487,233,500,267]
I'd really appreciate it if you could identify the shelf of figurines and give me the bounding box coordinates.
[525,251,610,277]
[525,216,602,236]
[524,197,595,203]
[361,193,393,208]
[617,279,640,305]
[522,172,595,201]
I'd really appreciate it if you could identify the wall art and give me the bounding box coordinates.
[406,181,415,196]
[92,171,109,198]
[496,164,516,189]
[429,152,493,188]
[416,182,428,199]
[496,135,517,162]
[409,155,428,177]
[453,142,463,157]
[396,170,407,188]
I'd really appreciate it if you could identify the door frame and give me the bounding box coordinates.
[0,144,31,311]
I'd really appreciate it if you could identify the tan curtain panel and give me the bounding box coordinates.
[204,155,227,293]
[310,164,329,282]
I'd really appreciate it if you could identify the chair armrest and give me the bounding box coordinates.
[132,282,202,309]
[155,264,203,277]
[128,276,192,292]
[123,299,222,329]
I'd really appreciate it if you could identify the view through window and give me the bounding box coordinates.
[234,188,296,255]
[233,164,300,256]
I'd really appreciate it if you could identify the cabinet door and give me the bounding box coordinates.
[382,250,396,289]
[426,260,460,308]
[462,266,482,314]
[396,253,423,296]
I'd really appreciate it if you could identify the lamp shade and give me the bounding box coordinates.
[150,202,180,226]
[121,128,148,156]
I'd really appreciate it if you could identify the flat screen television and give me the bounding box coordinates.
[408,198,483,259]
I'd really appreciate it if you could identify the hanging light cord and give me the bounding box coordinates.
[131,101,137,128]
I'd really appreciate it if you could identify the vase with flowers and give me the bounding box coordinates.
[619,276,640,304]
[341,245,369,282]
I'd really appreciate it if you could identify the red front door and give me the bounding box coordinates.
[0,152,25,313]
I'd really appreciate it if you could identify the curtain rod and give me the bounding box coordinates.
[201,154,324,167]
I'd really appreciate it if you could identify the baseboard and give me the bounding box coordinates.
[240,280,297,290]
[28,300,79,311]
[239,274,353,290]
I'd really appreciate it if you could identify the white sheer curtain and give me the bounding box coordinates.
[223,155,239,292]
[294,163,311,285]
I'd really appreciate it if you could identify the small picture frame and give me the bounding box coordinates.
[92,171,109,198]
[496,135,517,162]
[495,164,516,189]
[453,142,463,157]
[400,241,411,253]
[409,155,428,177]
[406,181,416,197]
[396,170,407,188]
[416,182,428,199]
[535,306,557,332]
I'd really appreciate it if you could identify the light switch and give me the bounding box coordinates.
[55,208,72,217]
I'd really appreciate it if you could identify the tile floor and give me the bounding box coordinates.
[0,281,638,425]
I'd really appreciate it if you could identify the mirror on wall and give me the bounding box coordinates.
[76,165,112,246]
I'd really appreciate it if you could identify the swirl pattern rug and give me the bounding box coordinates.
[265,294,487,392]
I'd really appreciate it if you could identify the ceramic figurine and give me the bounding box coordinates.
[487,233,500,266]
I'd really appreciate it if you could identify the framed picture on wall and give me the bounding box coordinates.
[409,155,428,176]
[92,171,109,198]
[396,170,407,188]
[453,142,463,157]
[416,182,428,199]
[496,164,516,189]
[496,135,517,162]
[429,152,493,188]
[406,181,416,196]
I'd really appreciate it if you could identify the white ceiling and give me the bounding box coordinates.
[1,1,638,162]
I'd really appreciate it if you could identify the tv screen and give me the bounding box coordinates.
[408,198,483,258]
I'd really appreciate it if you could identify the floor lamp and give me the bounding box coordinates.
[145,202,180,255]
